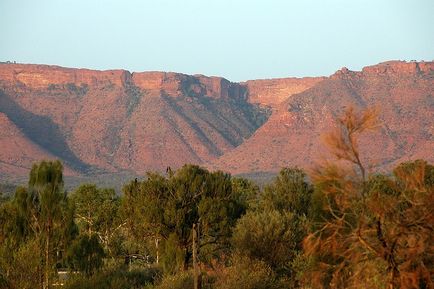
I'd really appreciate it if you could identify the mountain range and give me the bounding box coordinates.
[0,60,433,178]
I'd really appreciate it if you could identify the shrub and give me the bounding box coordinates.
[153,270,194,289]
[214,255,286,289]
[63,266,160,289]
[232,209,304,273]
[66,234,105,276]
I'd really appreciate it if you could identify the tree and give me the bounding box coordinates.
[0,237,42,289]
[27,160,67,289]
[260,167,313,216]
[70,184,123,257]
[122,165,247,272]
[0,161,73,289]
[66,234,105,276]
[303,107,434,289]
[0,188,41,289]
[321,106,379,181]
[232,167,313,285]
[0,191,9,204]
[232,209,304,274]
[230,177,260,210]
[122,172,168,265]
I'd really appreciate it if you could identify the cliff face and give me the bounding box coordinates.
[212,61,434,173]
[0,61,432,177]
[0,63,269,175]
[243,77,325,106]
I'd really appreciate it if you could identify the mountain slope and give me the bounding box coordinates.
[0,61,432,177]
[0,112,76,176]
[212,61,434,173]
[0,64,271,175]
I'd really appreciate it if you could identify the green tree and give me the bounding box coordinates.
[232,209,304,275]
[0,189,41,289]
[122,165,247,272]
[0,161,74,289]
[27,160,67,289]
[0,191,8,204]
[233,167,313,284]
[0,238,41,289]
[66,234,105,276]
[230,177,260,210]
[260,167,313,216]
[70,184,123,257]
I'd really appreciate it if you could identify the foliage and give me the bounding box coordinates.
[0,160,76,289]
[321,106,379,180]
[259,167,313,216]
[66,234,105,276]
[0,183,16,198]
[65,82,89,96]
[305,160,434,289]
[230,177,259,210]
[152,270,194,289]
[236,166,313,284]
[70,184,124,257]
[0,238,41,289]
[303,107,434,289]
[232,209,304,275]
[122,165,247,272]
[28,160,70,288]
[63,266,160,289]
[0,188,30,246]
[214,255,286,289]
[125,85,144,116]
[0,131,432,289]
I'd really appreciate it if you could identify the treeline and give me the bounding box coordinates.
[0,107,433,289]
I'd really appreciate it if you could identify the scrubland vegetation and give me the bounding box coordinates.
[0,108,432,289]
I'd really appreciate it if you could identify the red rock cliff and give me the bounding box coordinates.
[0,60,432,177]
[243,77,325,106]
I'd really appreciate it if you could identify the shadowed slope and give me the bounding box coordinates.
[0,64,271,176]
[0,61,432,177]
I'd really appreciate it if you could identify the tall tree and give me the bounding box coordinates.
[122,165,247,272]
[27,160,66,289]
[70,184,123,257]
[0,161,71,289]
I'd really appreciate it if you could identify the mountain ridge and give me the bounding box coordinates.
[0,60,432,177]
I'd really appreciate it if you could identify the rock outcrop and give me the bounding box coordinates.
[0,60,432,177]
[212,61,434,173]
[0,63,269,175]
[243,77,325,106]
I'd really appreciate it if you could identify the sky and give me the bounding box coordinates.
[1,0,433,81]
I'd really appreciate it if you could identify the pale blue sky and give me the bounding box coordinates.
[1,0,433,81]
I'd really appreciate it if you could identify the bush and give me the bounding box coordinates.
[214,255,286,289]
[232,209,304,273]
[63,266,161,289]
[0,238,41,289]
[66,234,105,276]
[153,270,194,289]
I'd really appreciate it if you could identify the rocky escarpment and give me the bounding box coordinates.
[0,64,270,175]
[212,61,434,173]
[242,77,325,106]
[0,61,432,177]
